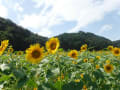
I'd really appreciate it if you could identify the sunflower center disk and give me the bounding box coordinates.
[115,50,119,54]
[83,47,85,50]
[72,53,76,57]
[50,43,56,50]
[106,66,111,71]
[109,48,112,50]
[32,50,40,59]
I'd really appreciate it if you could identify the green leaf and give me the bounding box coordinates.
[16,76,28,88]
[62,81,84,90]
[93,70,104,79]
[13,69,25,79]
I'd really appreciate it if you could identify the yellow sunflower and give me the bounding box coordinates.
[8,47,14,53]
[104,64,114,73]
[57,74,64,81]
[0,46,4,55]
[68,50,78,59]
[46,37,60,54]
[106,60,110,64]
[1,40,9,48]
[96,56,101,60]
[83,85,87,90]
[112,47,120,56]
[96,65,100,69]
[17,51,23,56]
[83,58,88,63]
[74,79,80,83]
[0,40,9,56]
[80,74,84,79]
[72,61,77,64]
[81,44,87,51]
[33,88,37,90]
[107,45,113,51]
[25,43,44,64]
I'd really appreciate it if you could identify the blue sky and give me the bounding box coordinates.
[0,0,120,41]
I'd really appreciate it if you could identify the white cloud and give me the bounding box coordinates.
[14,3,23,12]
[0,0,8,17]
[19,14,49,29]
[34,28,52,37]
[68,0,120,32]
[37,28,52,37]
[19,0,120,36]
[99,24,112,34]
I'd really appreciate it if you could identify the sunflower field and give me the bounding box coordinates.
[0,38,120,90]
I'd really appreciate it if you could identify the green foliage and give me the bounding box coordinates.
[1,50,120,89]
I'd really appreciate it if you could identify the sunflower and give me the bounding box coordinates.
[68,50,78,59]
[107,45,113,51]
[57,74,64,81]
[1,40,9,48]
[80,74,84,79]
[33,88,37,90]
[8,47,14,53]
[112,47,120,56]
[17,51,23,56]
[104,64,114,73]
[81,44,87,51]
[96,56,101,60]
[74,79,80,83]
[72,61,77,64]
[83,58,88,63]
[0,40,9,56]
[25,43,44,64]
[106,60,110,64]
[96,65,100,69]
[0,46,5,56]
[83,85,87,90]
[46,37,60,54]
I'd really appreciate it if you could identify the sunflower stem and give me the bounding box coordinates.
[57,52,62,90]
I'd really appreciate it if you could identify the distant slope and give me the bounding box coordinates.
[0,17,48,50]
[113,40,120,47]
[57,31,113,50]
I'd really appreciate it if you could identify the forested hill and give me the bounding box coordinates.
[0,17,119,51]
[56,31,113,50]
[0,17,48,50]
[113,40,120,47]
